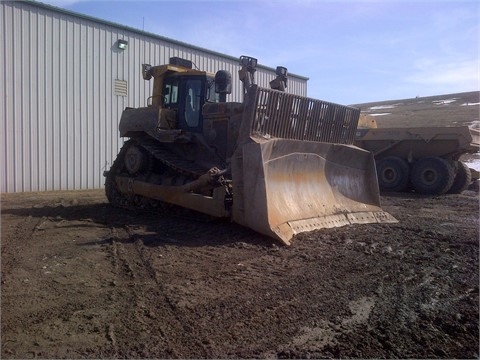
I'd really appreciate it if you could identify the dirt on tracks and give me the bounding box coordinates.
[1,189,478,359]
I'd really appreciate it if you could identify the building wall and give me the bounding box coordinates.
[0,1,308,193]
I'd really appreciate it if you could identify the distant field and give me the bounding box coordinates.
[352,91,479,129]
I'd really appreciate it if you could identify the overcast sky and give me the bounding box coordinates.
[39,0,479,105]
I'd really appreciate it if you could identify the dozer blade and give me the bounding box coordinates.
[232,139,397,245]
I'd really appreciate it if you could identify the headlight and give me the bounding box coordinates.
[276,66,287,76]
[240,56,258,69]
[142,64,152,80]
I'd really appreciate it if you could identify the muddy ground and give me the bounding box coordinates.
[1,189,479,359]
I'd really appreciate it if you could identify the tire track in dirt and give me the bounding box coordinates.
[102,216,305,357]
[105,224,196,358]
[1,215,42,355]
[133,234,344,357]
[1,215,41,277]
[2,214,115,358]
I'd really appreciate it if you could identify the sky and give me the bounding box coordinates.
[39,0,479,105]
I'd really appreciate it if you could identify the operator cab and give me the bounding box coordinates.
[142,57,232,134]
[162,73,219,133]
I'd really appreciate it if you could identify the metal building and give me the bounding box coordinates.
[0,0,308,193]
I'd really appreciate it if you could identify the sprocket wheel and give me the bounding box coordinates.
[124,143,151,176]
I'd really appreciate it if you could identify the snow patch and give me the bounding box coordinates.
[468,120,480,129]
[461,102,480,106]
[369,105,396,110]
[464,158,480,172]
[370,113,391,117]
[433,98,457,105]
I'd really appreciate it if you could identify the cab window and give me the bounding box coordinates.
[163,79,179,105]
[184,79,202,127]
[206,79,220,103]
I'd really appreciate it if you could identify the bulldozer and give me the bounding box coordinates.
[104,56,396,245]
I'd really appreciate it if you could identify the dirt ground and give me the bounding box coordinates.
[1,189,478,359]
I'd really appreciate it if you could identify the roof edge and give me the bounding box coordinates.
[22,0,309,81]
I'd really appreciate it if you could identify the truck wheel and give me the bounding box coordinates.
[411,157,455,195]
[376,156,410,192]
[448,161,472,194]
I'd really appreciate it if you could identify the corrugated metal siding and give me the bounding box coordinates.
[0,1,308,193]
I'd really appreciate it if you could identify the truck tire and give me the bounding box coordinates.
[376,156,410,192]
[448,161,472,194]
[411,157,455,195]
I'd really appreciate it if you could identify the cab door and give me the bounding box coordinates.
[178,77,204,133]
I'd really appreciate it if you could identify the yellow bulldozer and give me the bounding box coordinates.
[104,56,396,245]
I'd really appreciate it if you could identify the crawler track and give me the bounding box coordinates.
[105,139,215,211]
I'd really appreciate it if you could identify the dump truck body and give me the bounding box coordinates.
[355,120,480,194]
[105,57,396,245]
[355,126,479,160]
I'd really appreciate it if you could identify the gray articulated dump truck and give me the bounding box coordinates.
[355,115,480,195]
